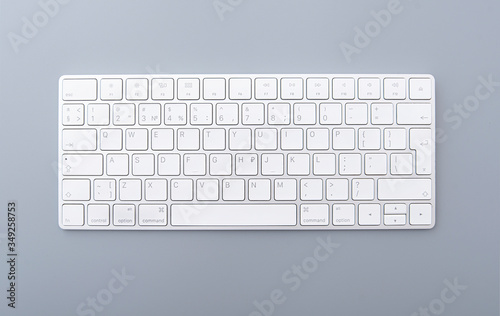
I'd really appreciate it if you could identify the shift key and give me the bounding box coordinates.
[378,178,431,200]
[62,154,103,175]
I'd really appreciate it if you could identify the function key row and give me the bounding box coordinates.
[62,77,432,102]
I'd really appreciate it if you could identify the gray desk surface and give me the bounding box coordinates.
[1,0,499,315]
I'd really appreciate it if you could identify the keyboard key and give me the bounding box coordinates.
[151,129,174,150]
[209,154,232,175]
[62,103,84,126]
[294,103,316,125]
[300,204,328,226]
[178,78,200,100]
[190,103,213,125]
[242,103,264,125]
[203,78,226,100]
[351,179,374,200]
[274,179,297,201]
[216,103,238,125]
[138,103,161,125]
[94,179,116,201]
[332,204,354,225]
[326,179,349,201]
[339,153,361,175]
[152,78,174,100]
[145,179,168,201]
[126,78,148,100]
[384,214,406,226]
[171,204,297,226]
[384,204,406,215]
[62,79,97,101]
[306,78,329,100]
[261,154,284,175]
[358,204,381,226]
[306,128,329,150]
[106,154,128,176]
[125,129,148,150]
[409,78,432,100]
[101,79,122,101]
[384,128,406,149]
[229,129,251,150]
[158,154,181,175]
[281,129,303,150]
[332,128,355,150]
[364,153,387,175]
[358,128,380,150]
[313,154,336,175]
[255,129,278,150]
[113,103,135,125]
[87,204,110,226]
[62,129,97,151]
[203,129,226,150]
[171,179,193,201]
[164,103,187,125]
[268,103,291,125]
[255,78,277,100]
[197,179,219,201]
[119,179,142,201]
[345,103,368,125]
[371,103,393,125]
[300,179,322,200]
[390,153,413,175]
[287,154,310,175]
[229,78,251,100]
[138,204,167,226]
[396,103,431,125]
[113,205,135,226]
[378,178,431,200]
[62,204,84,226]
[132,154,154,176]
[281,78,303,100]
[101,129,122,151]
[409,204,432,225]
[62,179,90,201]
[332,78,355,100]
[319,103,342,125]
[177,129,200,150]
[384,78,406,100]
[248,179,271,201]
[222,179,245,201]
[184,154,206,176]
[62,154,103,176]
[88,103,110,126]
[235,154,257,175]
[358,78,380,100]
[410,128,432,175]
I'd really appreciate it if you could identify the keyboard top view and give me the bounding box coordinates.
[58,74,435,230]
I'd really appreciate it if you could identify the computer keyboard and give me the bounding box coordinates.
[58,74,435,230]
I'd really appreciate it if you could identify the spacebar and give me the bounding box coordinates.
[171,204,297,226]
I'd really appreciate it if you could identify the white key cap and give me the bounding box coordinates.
[242,103,264,125]
[313,154,335,175]
[345,103,368,125]
[164,103,187,125]
[287,154,310,175]
[268,103,290,125]
[171,179,193,201]
[100,79,122,101]
[306,78,329,100]
[332,128,355,150]
[358,78,381,100]
[190,103,213,125]
[87,103,110,125]
[62,179,90,201]
[138,103,161,125]
[255,78,277,100]
[319,103,342,125]
[409,78,432,100]
[62,154,103,176]
[384,215,406,226]
[255,129,278,150]
[119,179,142,201]
[125,129,148,150]
[197,179,219,201]
[62,79,97,101]
[210,154,232,176]
[410,128,432,175]
[364,153,387,175]
[203,129,226,150]
[203,78,226,100]
[294,103,316,125]
[281,78,303,100]
[62,129,97,151]
[351,178,374,200]
[384,128,406,149]
[229,129,252,150]
[281,129,303,150]
[306,128,329,150]
[151,129,174,150]
[332,204,355,226]
[326,179,349,200]
[145,179,167,201]
[62,204,84,226]
[113,205,135,226]
[358,128,381,150]
[184,154,206,176]
[397,103,431,125]
[261,154,284,175]
[300,204,328,226]
[371,103,393,125]
[94,179,116,201]
[151,78,174,100]
[229,78,251,100]
[300,179,322,200]
[177,78,200,100]
[87,205,110,226]
[390,153,413,175]
[338,153,362,175]
[138,204,167,226]
[132,154,154,175]
[378,178,431,200]
[113,103,135,125]
[106,154,128,176]
[358,204,381,226]
[171,204,296,226]
[126,78,148,100]
[62,103,84,126]
[158,154,181,175]
[384,78,406,100]
[409,204,432,225]
[248,179,271,201]
[333,78,355,100]
[216,103,238,125]
[222,179,245,201]
[384,204,407,214]
[274,179,297,201]
[235,154,257,175]
[177,129,200,150]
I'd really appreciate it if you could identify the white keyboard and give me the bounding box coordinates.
[58,74,435,230]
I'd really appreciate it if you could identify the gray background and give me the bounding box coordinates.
[0,0,499,315]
